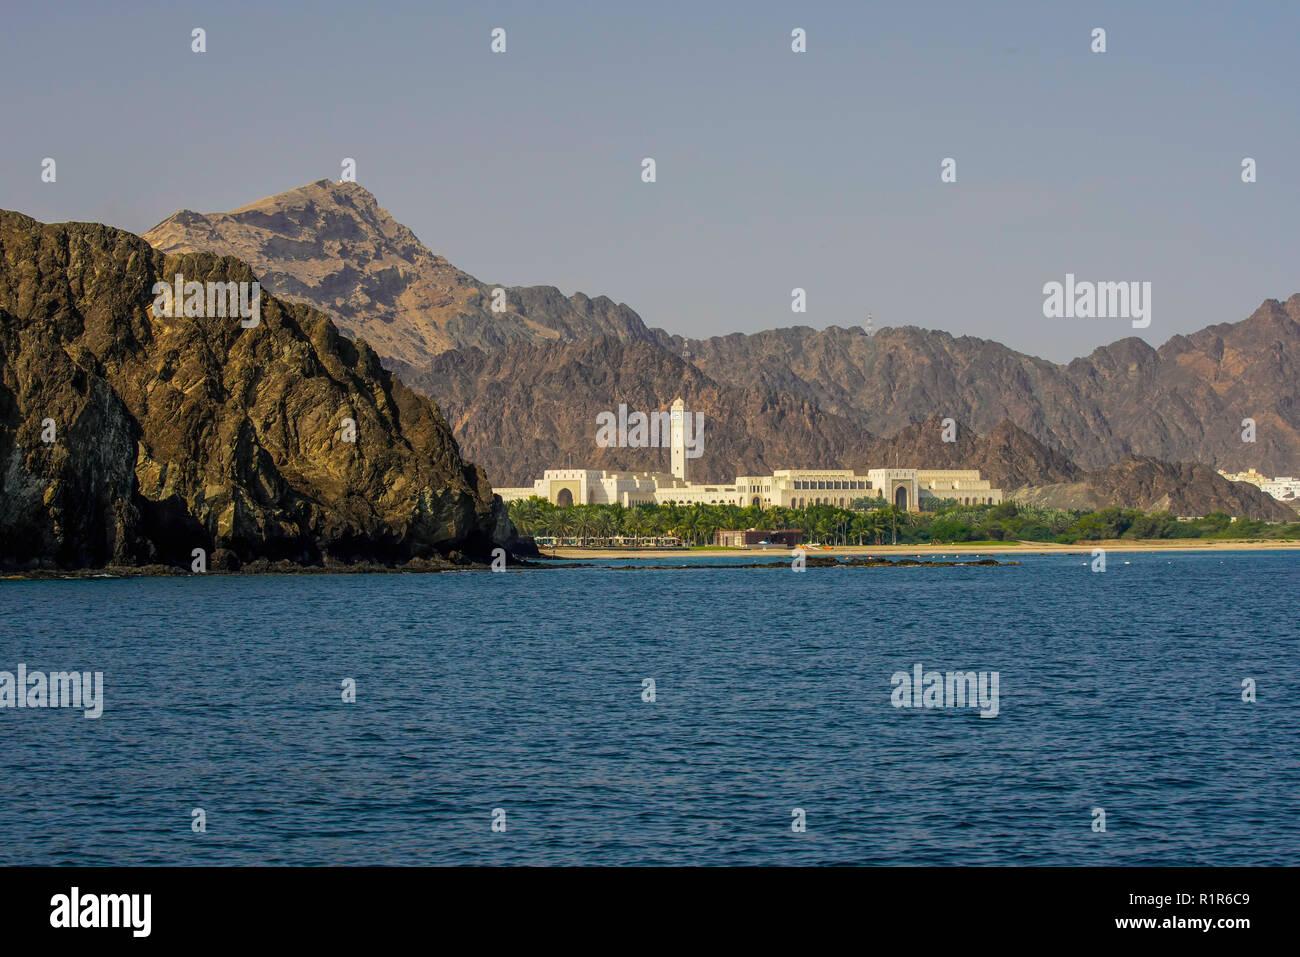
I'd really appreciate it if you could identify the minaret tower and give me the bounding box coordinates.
[670,397,689,482]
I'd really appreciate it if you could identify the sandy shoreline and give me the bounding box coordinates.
[544,540,1300,559]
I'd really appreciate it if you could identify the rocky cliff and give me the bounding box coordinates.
[144,179,654,370]
[0,210,513,571]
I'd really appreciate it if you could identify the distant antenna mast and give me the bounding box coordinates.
[865,313,874,336]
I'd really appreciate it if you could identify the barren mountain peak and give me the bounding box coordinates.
[143,180,652,368]
[142,181,1300,483]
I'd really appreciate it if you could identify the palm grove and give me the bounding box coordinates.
[504,497,1300,547]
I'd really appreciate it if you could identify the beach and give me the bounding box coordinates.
[544,539,1300,559]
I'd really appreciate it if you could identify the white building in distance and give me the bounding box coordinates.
[496,400,1002,511]
[1219,469,1300,506]
[1260,477,1300,505]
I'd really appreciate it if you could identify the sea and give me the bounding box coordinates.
[1,549,1296,865]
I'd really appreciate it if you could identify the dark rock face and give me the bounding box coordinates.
[0,210,511,570]
[1013,456,1295,521]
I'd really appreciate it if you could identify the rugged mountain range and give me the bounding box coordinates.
[419,336,1090,490]
[144,181,1300,482]
[416,336,872,485]
[659,298,1300,475]
[0,210,514,571]
[416,337,1291,520]
[144,179,653,372]
[137,180,1299,519]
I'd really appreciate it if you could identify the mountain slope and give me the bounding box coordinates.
[144,179,654,371]
[660,298,1300,474]
[415,337,1086,490]
[415,336,877,485]
[1013,457,1295,522]
[0,210,511,570]
[856,416,1082,490]
[144,181,1300,478]
[417,336,1289,519]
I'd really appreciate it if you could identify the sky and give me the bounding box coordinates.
[1,0,1297,362]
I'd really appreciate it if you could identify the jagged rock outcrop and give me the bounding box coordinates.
[0,210,512,570]
[1012,457,1294,521]
[144,179,654,370]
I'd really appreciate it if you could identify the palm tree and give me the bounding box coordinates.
[877,505,908,545]
[857,510,885,546]
[507,499,525,532]
[681,509,703,546]
[814,516,834,545]
[850,514,868,545]
[507,497,544,536]
[592,510,617,545]
[572,509,595,546]
[545,511,572,543]
[624,508,647,541]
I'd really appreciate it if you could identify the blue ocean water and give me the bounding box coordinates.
[0,550,1296,865]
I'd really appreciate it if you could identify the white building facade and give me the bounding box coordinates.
[497,464,1002,511]
[495,398,1003,511]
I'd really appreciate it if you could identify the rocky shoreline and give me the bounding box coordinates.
[0,211,524,573]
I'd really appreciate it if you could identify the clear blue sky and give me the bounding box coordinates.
[2,0,1296,361]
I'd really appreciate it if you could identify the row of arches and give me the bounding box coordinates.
[553,487,950,511]
[789,488,909,509]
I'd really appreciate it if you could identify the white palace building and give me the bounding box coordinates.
[496,399,1003,512]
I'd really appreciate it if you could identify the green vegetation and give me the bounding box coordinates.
[505,496,1300,547]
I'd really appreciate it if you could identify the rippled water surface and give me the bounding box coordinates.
[1,550,1296,865]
